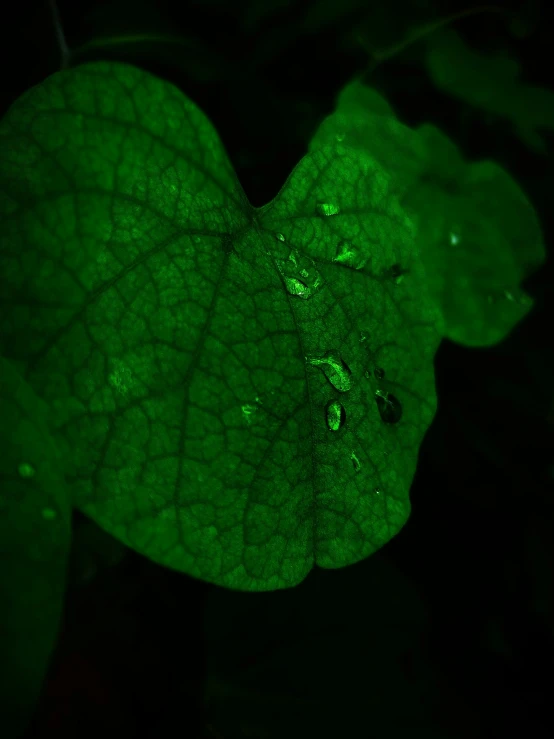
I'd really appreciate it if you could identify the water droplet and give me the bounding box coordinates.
[449,231,460,246]
[333,240,367,270]
[388,263,408,285]
[242,402,260,425]
[374,367,385,380]
[336,132,345,142]
[486,288,532,306]
[325,399,346,431]
[375,389,402,423]
[42,508,57,520]
[278,250,323,300]
[351,452,361,473]
[307,351,352,392]
[315,202,340,217]
[373,487,382,495]
[283,276,311,299]
[18,463,35,478]
[275,232,286,242]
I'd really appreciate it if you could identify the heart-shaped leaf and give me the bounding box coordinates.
[0,61,542,599]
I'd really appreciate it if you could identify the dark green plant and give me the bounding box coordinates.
[0,5,547,735]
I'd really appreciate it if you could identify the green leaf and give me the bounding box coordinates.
[311,78,545,346]
[0,60,542,599]
[0,358,71,736]
[425,28,554,155]
[0,62,447,592]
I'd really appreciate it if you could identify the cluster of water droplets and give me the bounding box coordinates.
[303,348,403,435]
[274,233,324,300]
[270,218,403,485]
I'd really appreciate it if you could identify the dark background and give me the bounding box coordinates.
[2,1,553,737]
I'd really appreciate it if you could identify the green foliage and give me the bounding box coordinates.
[0,359,71,738]
[0,53,546,733]
[0,60,544,608]
[425,28,554,155]
[0,60,447,595]
[313,78,545,346]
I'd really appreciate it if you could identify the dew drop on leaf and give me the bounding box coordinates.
[389,263,407,285]
[275,232,286,242]
[307,351,352,392]
[374,389,403,424]
[18,462,35,478]
[315,201,340,216]
[283,276,311,299]
[449,231,460,246]
[325,399,346,431]
[242,403,257,425]
[277,250,323,299]
[333,240,367,269]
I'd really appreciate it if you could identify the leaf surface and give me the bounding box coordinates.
[311,78,545,346]
[1,60,540,595]
[0,359,71,736]
[425,28,554,156]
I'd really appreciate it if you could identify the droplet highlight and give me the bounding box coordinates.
[283,276,311,298]
[275,232,286,242]
[389,263,407,285]
[333,240,367,270]
[325,399,346,431]
[307,351,352,392]
[374,389,402,424]
[315,202,340,217]
[277,249,323,300]
[18,463,35,478]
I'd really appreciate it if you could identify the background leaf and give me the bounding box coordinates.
[310,78,546,346]
[0,358,71,737]
[425,27,554,156]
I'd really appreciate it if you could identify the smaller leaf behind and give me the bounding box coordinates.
[309,79,546,347]
[425,28,554,156]
[0,358,72,738]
